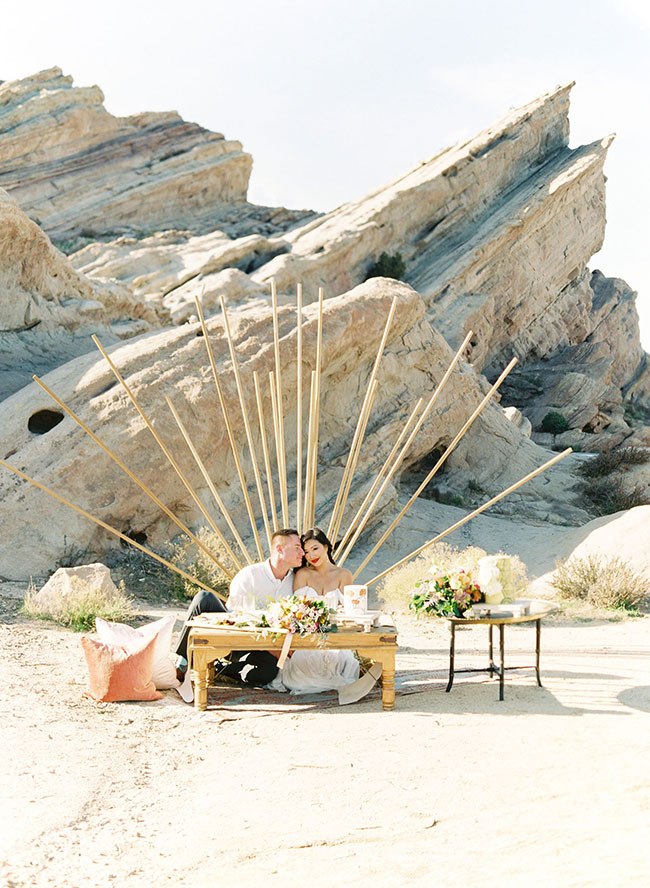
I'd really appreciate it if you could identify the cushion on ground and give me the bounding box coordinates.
[95,615,179,689]
[81,633,163,702]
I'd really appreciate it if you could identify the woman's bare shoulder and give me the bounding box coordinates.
[293,566,312,587]
[335,566,353,587]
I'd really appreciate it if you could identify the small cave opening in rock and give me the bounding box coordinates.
[398,446,448,501]
[28,409,65,435]
[120,529,148,548]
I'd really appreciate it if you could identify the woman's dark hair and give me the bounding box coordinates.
[301,527,336,565]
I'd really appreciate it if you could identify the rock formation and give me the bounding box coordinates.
[0,188,159,400]
[0,278,580,580]
[62,81,650,450]
[0,69,648,579]
[0,67,252,241]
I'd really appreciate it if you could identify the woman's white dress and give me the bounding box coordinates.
[279,586,360,694]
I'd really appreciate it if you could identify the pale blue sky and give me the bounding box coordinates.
[4,0,649,345]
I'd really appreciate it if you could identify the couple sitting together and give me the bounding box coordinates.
[175,527,360,700]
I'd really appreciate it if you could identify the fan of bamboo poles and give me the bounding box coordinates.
[0,281,571,598]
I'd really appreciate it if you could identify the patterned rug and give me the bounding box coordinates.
[196,666,449,715]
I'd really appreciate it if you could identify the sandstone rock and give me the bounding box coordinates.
[0,189,158,400]
[0,68,252,240]
[0,278,567,580]
[30,563,119,621]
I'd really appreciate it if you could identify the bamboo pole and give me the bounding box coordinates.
[366,449,573,586]
[333,396,424,558]
[269,370,285,526]
[31,374,235,578]
[165,395,249,568]
[253,370,279,532]
[0,459,228,602]
[309,287,324,528]
[336,330,476,565]
[327,295,398,541]
[296,283,303,533]
[334,328,473,557]
[350,357,519,577]
[329,379,377,544]
[219,296,272,551]
[193,294,265,560]
[91,335,242,572]
[271,280,290,526]
[302,371,317,531]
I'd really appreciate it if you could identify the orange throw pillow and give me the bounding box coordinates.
[81,633,163,702]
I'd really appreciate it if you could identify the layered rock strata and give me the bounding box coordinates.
[65,81,649,450]
[0,68,252,240]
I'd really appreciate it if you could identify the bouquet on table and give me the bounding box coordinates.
[410,566,483,618]
[264,594,338,639]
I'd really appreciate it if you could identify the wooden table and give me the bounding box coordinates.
[187,620,398,711]
[445,600,559,700]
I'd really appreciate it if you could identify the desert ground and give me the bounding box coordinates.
[2,577,649,888]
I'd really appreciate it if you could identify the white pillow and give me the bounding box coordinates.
[95,615,180,689]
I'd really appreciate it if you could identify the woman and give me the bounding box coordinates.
[292,526,353,606]
[280,527,360,694]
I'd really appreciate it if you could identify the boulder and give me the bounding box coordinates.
[30,563,119,621]
[0,189,158,400]
[0,277,569,580]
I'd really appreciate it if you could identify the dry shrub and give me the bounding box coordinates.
[378,542,528,609]
[577,447,650,479]
[168,527,235,601]
[23,577,134,632]
[551,554,648,611]
[577,476,650,516]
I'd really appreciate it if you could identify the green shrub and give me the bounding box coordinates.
[168,527,234,601]
[23,577,134,632]
[552,554,647,611]
[540,411,569,434]
[577,447,650,479]
[365,251,406,282]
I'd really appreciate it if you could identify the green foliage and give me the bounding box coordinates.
[22,577,134,632]
[540,411,569,435]
[552,554,647,611]
[365,251,406,282]
[577,447,650,479]
[167,527,234,601]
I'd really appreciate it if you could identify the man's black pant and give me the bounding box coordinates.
[175,590,279,687]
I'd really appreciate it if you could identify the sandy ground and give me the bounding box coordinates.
[2,587,650,888]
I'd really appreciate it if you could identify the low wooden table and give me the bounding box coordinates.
[445,600,559,700]
[187,620,398,711]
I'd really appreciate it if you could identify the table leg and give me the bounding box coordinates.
[191,651,209,711]
[488,623,495,674]
[535,619,542,687]
[381,653,395,711]
[446,622,456,692]
[499,623,505,701]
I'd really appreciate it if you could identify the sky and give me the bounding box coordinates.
[3,0,649,345]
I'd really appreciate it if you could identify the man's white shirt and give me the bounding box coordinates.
[227,560,294,611]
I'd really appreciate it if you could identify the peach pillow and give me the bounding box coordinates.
[81,633,163,702]
[95,615,179,690]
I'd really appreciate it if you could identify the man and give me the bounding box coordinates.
[175,529,304,697]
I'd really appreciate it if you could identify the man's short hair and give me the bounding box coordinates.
[271,528,299,545]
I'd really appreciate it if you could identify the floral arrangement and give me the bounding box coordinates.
[409,565,483,618]
[264,594,338,637]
